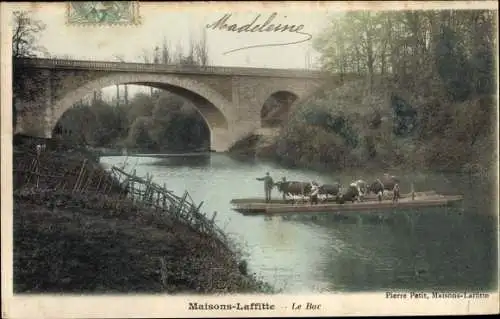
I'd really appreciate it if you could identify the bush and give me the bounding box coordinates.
[254,74,495,173]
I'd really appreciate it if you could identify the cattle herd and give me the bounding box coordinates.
[272,174,401,204]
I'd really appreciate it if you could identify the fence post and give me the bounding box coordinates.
[73,159,88,192]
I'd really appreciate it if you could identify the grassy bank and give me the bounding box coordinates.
[13,141,274,294]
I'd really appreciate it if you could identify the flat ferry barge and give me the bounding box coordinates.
[231,191,463,216]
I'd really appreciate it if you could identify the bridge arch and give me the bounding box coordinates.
[49,73,235,151]
[260,90,299,128]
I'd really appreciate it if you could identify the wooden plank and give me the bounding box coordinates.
[230,191,438,205]
[232,195,464,215]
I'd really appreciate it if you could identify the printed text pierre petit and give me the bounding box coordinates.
[386,291,490,299]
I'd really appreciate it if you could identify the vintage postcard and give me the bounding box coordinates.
[1,1,499,318]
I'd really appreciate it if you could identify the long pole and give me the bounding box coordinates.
[116,85,120,108]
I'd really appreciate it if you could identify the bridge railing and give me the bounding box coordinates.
[14,57,330,78]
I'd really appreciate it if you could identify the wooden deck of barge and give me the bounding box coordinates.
[231,191,463,215]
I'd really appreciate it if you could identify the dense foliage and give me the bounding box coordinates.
[56,92,210,152]
[262,10,496,173]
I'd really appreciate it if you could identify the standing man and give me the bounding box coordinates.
[310,182,319,205]
[392,183,400,203]
[256,172,274,203]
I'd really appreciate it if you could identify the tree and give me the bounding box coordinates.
[126,117,155,149]
[12,10,47,131]
[194,29,209,66]
[314,11,385,91]
[178,38,197,66]
[283,9,496,171]
[126,93,154,124]
[88,100,123,146]
[151,29,210,67]
[153,46,160,64]
[152,94,184,119]
[12,11,46,58]
[148,94,185,150]
[315,9,495,97]
[56,98,129,147]
[56,102,95,145]
[435,25,473,102]
[161,37,171,64]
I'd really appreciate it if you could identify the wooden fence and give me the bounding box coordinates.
[14,153,230,249]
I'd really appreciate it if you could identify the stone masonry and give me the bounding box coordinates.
[13,58,357,151]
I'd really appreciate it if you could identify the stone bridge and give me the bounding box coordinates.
[13,58,358,151]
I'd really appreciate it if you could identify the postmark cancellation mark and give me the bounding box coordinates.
[67,1,140,25]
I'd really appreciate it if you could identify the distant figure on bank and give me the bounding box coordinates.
[256,172,274,203]
[392,183,400,203]
[310,182,319,205]
[35,144,46,157]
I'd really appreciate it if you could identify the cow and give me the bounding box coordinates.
[318,182,341,201]
[274,180,312,203]
[368,174,400,201]
[351,180,369,202]
[336,184,360,204]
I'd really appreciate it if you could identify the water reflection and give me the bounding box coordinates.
[100,154,498,293]
[301,208,497,292]
[145,155,211,167]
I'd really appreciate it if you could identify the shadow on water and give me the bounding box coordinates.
[291,206,497,292]
[143,155,211,167]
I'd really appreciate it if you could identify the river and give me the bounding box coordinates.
[100,154,497,293]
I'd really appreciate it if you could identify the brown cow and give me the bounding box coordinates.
[336,185,360,204]
[318,182,341,200]
[274,180,312,203]
[368,174,400,201]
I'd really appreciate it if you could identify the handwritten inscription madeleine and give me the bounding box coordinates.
[206,12,313,54]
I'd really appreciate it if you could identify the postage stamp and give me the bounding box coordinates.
[67,1,140,25]
[1,1,499,318]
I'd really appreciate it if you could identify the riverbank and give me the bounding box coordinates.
[13,142,275,294]
[229,79,496,178]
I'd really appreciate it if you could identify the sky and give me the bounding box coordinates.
[7,2,344,97]
[21,2,339,69]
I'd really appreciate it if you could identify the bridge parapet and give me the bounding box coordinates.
[13,57,365,152]
[14,57,332,79]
